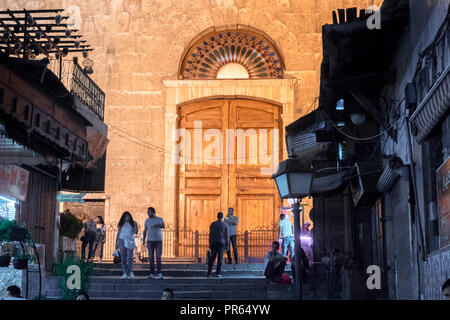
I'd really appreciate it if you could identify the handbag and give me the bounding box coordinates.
[113,249,121,264]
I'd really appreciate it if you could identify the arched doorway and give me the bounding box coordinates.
[163,26,293,260]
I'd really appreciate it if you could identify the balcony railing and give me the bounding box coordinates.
[48,58,105,121]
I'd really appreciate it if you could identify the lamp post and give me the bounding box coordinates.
[271,159,313,300]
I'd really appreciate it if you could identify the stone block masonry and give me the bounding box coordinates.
[0,264,45,300]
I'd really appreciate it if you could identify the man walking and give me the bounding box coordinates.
[207,211,229,277]
[224,207,239,264]
[279,213,294,259]
[143,207,165,279]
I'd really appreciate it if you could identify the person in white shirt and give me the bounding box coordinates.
[143,207,165,279]
[279,213,294,259]
[115,211,138,279]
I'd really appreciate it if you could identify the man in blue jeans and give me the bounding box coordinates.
[279,213,294,259]
[143,207,165,279]
[207,211,229,277]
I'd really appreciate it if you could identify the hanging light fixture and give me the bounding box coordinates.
[55,52,60,60]
[55,14,62,25]
[35,31,41,39]
[53,37,60,45]
[82,58,94,74]
[44,42,52,51]
[65,29,71,37]
[82,50,88,59]
[74,41,80,48]
[26,14,34,25]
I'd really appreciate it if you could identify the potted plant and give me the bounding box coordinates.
[12,247,31,270]
[0,246,11,267]
[59,210,83,252]
[0,219,15,242]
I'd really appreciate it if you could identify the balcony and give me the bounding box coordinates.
[48,57,105,122]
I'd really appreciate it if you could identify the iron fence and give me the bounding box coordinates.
[76,223,280,263]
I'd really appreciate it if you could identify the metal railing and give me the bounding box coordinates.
[76,223,280,263]
[48,58,105,121]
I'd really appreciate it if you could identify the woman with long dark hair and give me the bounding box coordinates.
[92,216,106,263]
[115,211,138,279]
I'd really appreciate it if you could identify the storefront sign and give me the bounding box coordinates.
[436,157,450,248]
[57,193,86,204]
[0,165,30,202]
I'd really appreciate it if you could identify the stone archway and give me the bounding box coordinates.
[162,26,296,258]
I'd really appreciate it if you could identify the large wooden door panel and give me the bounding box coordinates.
[237,195,275,232]
[183,195,221,231]
[178,99,282,234]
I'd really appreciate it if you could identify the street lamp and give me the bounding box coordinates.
[271,158,313,300]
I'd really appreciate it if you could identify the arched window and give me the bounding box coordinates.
[180,28,285,79]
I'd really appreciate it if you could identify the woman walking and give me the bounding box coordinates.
[81,214,97,263]
[115,211,138,279]
[93,216,106,263]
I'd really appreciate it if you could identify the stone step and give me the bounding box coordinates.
[44,276,326,293]
[93,263,274,270]
[90,269,285,277]
[44,288,298,300]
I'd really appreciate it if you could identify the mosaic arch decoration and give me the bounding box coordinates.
[180,29,285,79]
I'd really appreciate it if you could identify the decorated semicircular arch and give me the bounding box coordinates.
[180,29,285,79]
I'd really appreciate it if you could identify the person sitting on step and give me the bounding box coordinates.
[264,241,287,283]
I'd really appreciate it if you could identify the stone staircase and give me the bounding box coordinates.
[44,262,328,300]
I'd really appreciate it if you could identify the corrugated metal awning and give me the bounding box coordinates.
[410,66,450,143]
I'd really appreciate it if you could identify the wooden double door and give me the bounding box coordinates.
[177,99,282,234]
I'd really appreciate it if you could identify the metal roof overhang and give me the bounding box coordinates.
[410,65,450,143]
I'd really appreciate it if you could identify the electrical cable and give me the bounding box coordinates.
[323,110,394,141]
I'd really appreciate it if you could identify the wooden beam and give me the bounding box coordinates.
[346,8,357,22]
[332,11,338,24]
[338,9,346,24]
[349,89,385,126]
[359,9,366,18]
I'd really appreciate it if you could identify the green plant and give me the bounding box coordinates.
[0,219,33,243]
[12,247,31,260]
[59,210,83,240]
[56,255,94,300]
[0,219,15,242]
[0,245,11,256]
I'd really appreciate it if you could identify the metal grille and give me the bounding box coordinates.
[392,168,419,300]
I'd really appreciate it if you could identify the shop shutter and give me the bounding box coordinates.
[410,67,450,143]
[391,168,419,300]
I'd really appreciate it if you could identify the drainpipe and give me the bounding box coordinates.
[405,111,426,300]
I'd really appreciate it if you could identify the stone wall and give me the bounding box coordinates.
[0,264,45,300]
[0,0,384,226]
[423,248,450,300]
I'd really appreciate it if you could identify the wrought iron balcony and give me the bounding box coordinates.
[48,57,105,121]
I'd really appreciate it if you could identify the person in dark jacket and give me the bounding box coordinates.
[207,212,229,277]
[92,216,106,263]
[80,213,97,263]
